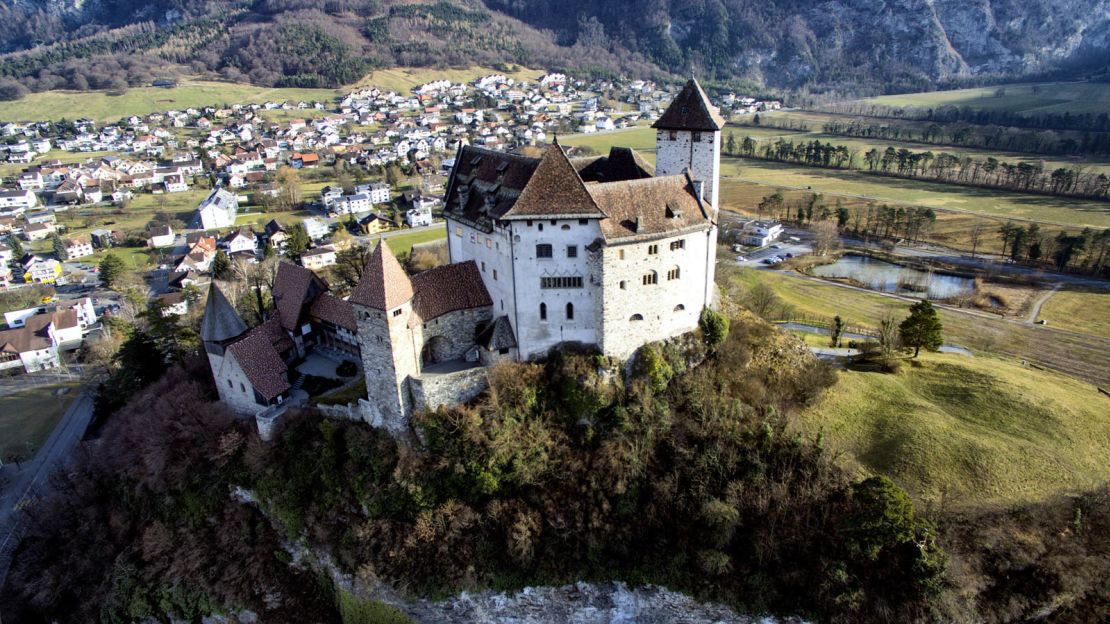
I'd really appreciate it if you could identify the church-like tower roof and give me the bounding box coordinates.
[500,140,607,220]
[350,240,414,310]
[200,284,247,343]
[651,78,725,132]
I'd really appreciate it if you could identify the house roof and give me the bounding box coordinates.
[572,146,655,183]
[226,318,291,401]
[651,78,725,132]
[272,261,328,332]
[308,293,357,331]
[349,242,413,310]
[588,174,712,243]
[500,141,605,220]
[410,260,492,322]
[200,285,247,343]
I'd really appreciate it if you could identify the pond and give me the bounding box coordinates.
[811,254,975,299]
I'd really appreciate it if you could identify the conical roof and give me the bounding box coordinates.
[501,140,606,220]
[651,78,725,132]
[200,284,247,343]
[349,241,414,310]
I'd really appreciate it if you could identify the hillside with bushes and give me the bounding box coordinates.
[2,0,1109,98]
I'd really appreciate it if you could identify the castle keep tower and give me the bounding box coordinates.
[349,242,420,430]
[200,285,248,407]
[652,78,725,209]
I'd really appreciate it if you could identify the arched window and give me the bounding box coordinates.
[539,302,547,321]
[642,270,658,286]
[667,266,680,280]
[619,280,626,290]
[674,304,685,312]
[566,302,574,320]
[630,314,644,321]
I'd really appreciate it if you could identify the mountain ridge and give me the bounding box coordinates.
[1,0,1108,98]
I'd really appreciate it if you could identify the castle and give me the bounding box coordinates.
[202,78,724,432]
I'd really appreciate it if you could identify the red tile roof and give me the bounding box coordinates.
[349,242,413,311]
[501,141,606,220]
[588,174,712,243]
[309,293,357,331]
[411,260,492,322]
[272,261,329,332]
[226,317,292,401]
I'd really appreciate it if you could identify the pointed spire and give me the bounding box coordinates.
[501,142,606,219]
[651,77,725,132]
[200,284,247,343]
[349,240,413,310]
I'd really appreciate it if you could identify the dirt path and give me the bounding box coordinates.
[1027,283,1063,323]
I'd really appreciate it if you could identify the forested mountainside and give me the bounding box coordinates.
[1,0,1108,95]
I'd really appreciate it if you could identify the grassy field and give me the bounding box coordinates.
[720,266,1110,386]
[0,383,78,457]
[1036,286,1110,340]
[384,226,447,255]
[719,158,1110,229]
[561,126,659,153]
[801,352,1110,506]
[857,81,1110,115]
[0,81,343,123]
[57,188,210,240]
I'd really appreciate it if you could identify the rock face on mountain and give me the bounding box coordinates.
[1,0,1108,92]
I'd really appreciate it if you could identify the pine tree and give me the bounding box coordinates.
[98,253,125,289]
[8,235,24,260]
[211,250,231,279]
[50,233,67,260]
[899,300,943,357]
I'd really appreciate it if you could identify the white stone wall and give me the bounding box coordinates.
[210,350,264,415]
[655,130,721,208]
[447,220,517,321]
[598,230,713,359]
[510,218,602,359]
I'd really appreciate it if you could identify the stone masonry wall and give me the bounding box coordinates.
[420,307,492,365]
[411,366,489,413]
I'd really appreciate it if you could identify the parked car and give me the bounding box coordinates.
[735,256,746,262]
[762,258,776,265]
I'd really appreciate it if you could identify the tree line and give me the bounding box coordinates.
[820,97,1110,133]
[727,135,1110,201]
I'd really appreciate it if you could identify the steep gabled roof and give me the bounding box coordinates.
[349,241,413,310]
[200,285,247,343]
[572,146,655,183]
[500,141,606,220]
[272,261,328,332]
[651,78,725,132]
[226,318,291,401]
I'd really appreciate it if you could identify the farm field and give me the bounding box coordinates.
[0,81,342,123]
[1036,286,1110,340]
[719,158,1110,229]
[856,81,1110,115]
[560,126,658,153]
[719,265,1110,387]
[56,188,211,240]
[0,383,79,458]
[384,226,447,255]
[800,352,1110,506]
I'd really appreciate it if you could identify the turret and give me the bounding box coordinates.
[349,241,419,430]
[652,78,725,209]
[201,285,248,405]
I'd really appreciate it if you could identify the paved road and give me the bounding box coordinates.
[0,390,94,589]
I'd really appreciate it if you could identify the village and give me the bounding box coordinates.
[0,71,780,376]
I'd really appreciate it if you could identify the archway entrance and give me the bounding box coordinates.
[421,335,450,367]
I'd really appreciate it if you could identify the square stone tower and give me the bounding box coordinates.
[652,78,725,209]
[349,242,421,430]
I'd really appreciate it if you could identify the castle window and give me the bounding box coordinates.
[550,220,557,225]
[536,243,553,258]
[538,223,544,231]
[668,130,677,140]
[240,383,245,392]
[493,269,498,280]
[540,276,583,289]
[392,309,403,317]
[579,218,588,225]
[692,131,701,142]
[228,379,232,388]
[647,244,659,255]
[455,226,462,236]
[481,261,486,272]
[527,220,533,226]
[643,270,658,286]
[486,238,492,248]
[561,224,570,230]
[674,304,686,312]
[667,266,680,280]
[630,314,644,321]
[540,303,547,321]
[566,302,574,320]
[670,239,685,251]
[566,245,577,258]
[619,280,626,289]
[618,249,625,260]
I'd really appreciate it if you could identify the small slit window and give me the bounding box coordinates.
[674,304,685,312]
[539,302,547,321]
[647,244,659,255]
[566,302,574,320]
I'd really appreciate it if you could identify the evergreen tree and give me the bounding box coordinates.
[8,235,24,260]
[899,300,943,357]
[211,250,231,280]
[98,253,125,289]
[285,223,311,259]
[50,233,67,260]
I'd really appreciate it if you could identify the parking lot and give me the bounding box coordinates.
[730,238,814,269]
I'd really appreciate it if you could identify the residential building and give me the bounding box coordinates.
[300,245,337,270]
[197,187,239,230]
